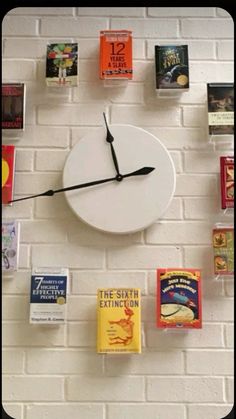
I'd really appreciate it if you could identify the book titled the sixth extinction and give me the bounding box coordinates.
[97,288,141,354]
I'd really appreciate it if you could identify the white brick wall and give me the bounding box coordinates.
[2,7,233,419]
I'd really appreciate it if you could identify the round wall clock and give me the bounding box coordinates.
[63,121,176,234]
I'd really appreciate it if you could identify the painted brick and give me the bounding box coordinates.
[73,82,144,104]
[188,404,233,419]
[78,7,145,17]
[111,105,181,126]
[146,127,206,150]
[3,377,63,401]
[35,150,68,171]
[147,376,224,402]
[35,195,72,219]
[2,271,31,295]
[183,106,207,128]
[18,126,69,148]
[181,19,233,38]
[203,298,234,322]
[216,8,233,18]
[176,174,217,196]
[148,7,215,17]
[2,322,65,346]
[68,323,96,347]
[18,244,30,269]
[111,18,178,38]
[3,39,45,58]
[68,296,96,320]
[189,61,233,83]
[226,377,234,402]
[108,404,185,419]
[225,324,234,348]
[38,104,104,125]
[147,40,215,60]
[2,16,38,35]
[66,376,145,401]
[2,200,33,218]
[217,40,234,60]
[184,197,220,220]
[2,349,24,373]
[2,404,22,419]
[21,220,67,243]
[14,173,60,195]
[41,17,108,36]
[146,221,211,244]
[2,296,28,320]
[9,7,74,15]
[161,198,183,220]
[26,404,104,419]
[2,59,36,81]
[186,350,234,374]
[224,281,234,297]
[184,151,232,173]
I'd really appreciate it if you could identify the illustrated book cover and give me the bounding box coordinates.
[2,83,25,130]
[46,43,79,87]
[29,268,69,324]
[213,227,234,276]
[220,156,234,209]
[155,45,189,90]
[207,83,234,135]
[2,220,20,273]
[2,144,16,205]
[97,288,141,353]
[100,30,133,80]
[157,269,202,329]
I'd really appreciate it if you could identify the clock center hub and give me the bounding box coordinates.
[116,174,123,182]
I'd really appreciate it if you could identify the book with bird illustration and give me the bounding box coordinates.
[97,288,141,353]
[46,43,78,86]
[155,45,189,90]
[213,226,234,276]
[157,269,202,329]
[220,156,234,209]
[2,144,16,205]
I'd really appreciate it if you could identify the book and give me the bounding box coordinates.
[157,269,202,329]
[29,268,69,324]
[213,227,234,276]
[100,30,133,80]
[2,83,25,130]
[155,45,189,90]
[2,144,16,205]
[220,156,234,209]
[46,43,79,87]
[97,288,141,353]
[207,83,234,135]
[2,220,20,273]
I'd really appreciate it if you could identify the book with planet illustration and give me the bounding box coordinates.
[213,226,234,276]
[155,45,189,90]
[29,268,69,324]
[97,288,141,353]
[46,42,78,86]
[157,268,202,329]
[2,144,16,205]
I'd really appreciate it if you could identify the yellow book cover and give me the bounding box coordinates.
[97,288,141,354]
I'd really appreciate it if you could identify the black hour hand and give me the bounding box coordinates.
[103,112,121,176]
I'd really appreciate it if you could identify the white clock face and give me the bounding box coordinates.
[63,124,176,234]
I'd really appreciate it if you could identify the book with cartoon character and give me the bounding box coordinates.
[97,288,141,353]
[46,43,78,86]
[155,45,189,90]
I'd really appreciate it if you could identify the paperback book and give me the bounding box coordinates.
[97,288,141,353]
[29,268,69,324]
[100,30,133,80]
[207,83,234,135]
[220,156,234,209]
[2,144,16,205]
[155,45,189,90]
[46,43,79,87]
[2,83,25,130]
[213,226,234,276]
[2,220,20,273]
[157,269,202,329]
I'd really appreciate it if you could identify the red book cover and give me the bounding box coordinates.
[2,145,16,205]
[157,268,202,329]
[2,83,25,130]
[220,156,234,209]
[213,227,234,276]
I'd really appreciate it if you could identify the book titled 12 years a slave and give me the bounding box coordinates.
[97,288,141,353]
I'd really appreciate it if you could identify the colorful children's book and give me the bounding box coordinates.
[97,288,141,353]
[157,269,202,329]
[100,30,133,80]
[207,83,234,135]
[2,83,25,130]
[2,220,20,273]
[213,226,234,276]
[29,268,69,324]
[220,156,234,209]
[46,43,79,86]
[155,45,189,90]
[2,144,16,205]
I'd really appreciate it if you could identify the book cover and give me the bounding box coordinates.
[46,43,78,86]
[2,144,16,205]
[29,268,69,324]
[2,220,20,273]
[97,288,141,353]
[155,45,189,90]
[213,227,234,276]
[157,269,202,329]
[2,83,25,130]
[220,156,234,209]
[207,83,234,135]
[100,30,133,80]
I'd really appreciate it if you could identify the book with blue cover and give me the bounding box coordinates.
[29,268,69,324]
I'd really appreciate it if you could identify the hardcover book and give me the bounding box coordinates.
[155,45,189,90]
[207,83,234,135]
[157,269,202,329]
[220,156,234,209]
[29,268,69,324]
[2,144,16,205]
[46,43,79,87]
[100,30,133,80]
[2,220,20,273]
[2,83,25,130]
[97,288,141,353]
[213,227,234,276]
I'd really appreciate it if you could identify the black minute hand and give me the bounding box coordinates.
[103,112,121,177]
[8,167,155,204]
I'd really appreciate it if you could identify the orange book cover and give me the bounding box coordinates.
[2,145,16,205]
[100,30,133,80]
